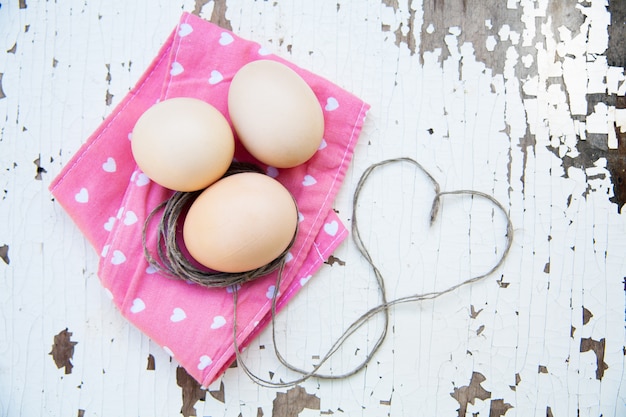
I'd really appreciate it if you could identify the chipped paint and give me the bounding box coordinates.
[176,366,206,417]
[49,329,78,374]
[580,337,609,380]
[1,1,625,416]
[0,73,5,99]
[146,354,155,370]
[324,254,345,266]
[450,372,492,417]
[272,386,320,417]
[0,244,9,264]
[33,156,46,180]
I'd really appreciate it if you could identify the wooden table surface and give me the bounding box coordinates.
[1,1,625,416]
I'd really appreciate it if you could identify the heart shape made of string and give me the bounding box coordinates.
[232,157,514,388]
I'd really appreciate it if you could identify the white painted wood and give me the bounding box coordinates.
[1,1,624,416]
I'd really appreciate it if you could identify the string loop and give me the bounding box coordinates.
[142,162,298,288]
[232,157,514,388]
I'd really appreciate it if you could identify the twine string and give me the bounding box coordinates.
[142,162,298,288]
[231,157,514,388]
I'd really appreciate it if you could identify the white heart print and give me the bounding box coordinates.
[104,217,116,231]
[208,70,223,84]
[130,298,146,313]
[302,175,317,186]
[219,32,234,45]
[178,23,193,37]
[226,284,241,294]
[210,316,226,329]
[132,171,150,187]
[324,220,339,236]
[123,211,138,226]
[101,245,110,257]
[325,97,339,111]
[258,46,271,56]
[266,166,279,178]
[102,157,116,173]
[285,252,293,263]
[266,285,277,299]
[198,355,213,370]
[318,139,328,150]
[74,188,89,203]
[170,61,184,76]
[145,265,157,274]
[111,250,126,265]
[170,308,187,322]
[300,275,312,286]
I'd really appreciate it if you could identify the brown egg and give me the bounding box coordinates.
[182,172,298,273]
[131,97,234,192]
[228,60,324,168]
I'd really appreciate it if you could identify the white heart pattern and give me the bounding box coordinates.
[198,355,213,370]
[208,70,224,85]
[130,298,145,313]
[266,285,277,299]
[170,61,184,76]
[325,97,339,111]
[123,211,138,226]
[132,172,150,187]
[111,250,126,265]
[219,32,234,46]
[266,166,279,178]
[104,217,116,231]
[302,175,317,186]
[170,308,187,322]
[178,23,193,37]
[285,252,294,263]
[210,316,226,329]
[101,245,110,257]
[324,220,339,236]
[318,139,328,150]
[226,284,241,293]
[102,157,116,172]
[258,46,271,56]
[300,275,312,286]
[145,265,157,274]
[74,188,89,203]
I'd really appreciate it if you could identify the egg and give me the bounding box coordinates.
[131,97,234,192]
[228,60,324,168]
[182,172,298,273]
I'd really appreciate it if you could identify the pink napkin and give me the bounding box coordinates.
[49,12,369,387]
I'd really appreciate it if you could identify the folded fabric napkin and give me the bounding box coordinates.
[49,12,369,387]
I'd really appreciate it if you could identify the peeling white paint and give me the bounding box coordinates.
[0,1,625,417]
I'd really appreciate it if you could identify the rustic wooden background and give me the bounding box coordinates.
[1,0,625,416]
